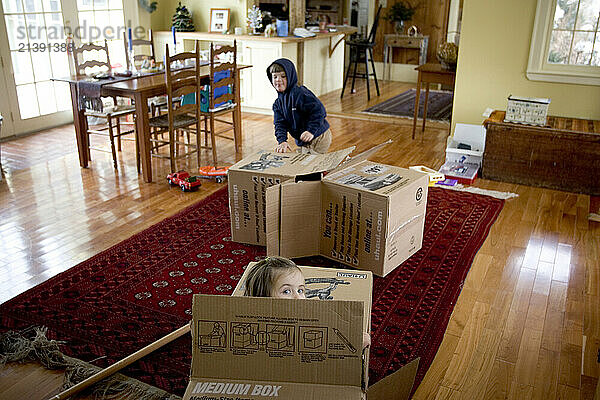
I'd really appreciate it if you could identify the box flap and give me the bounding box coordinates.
[230,147,355,178]
[329,140,393,175]
[452,123,486,151]
[325,160,425,197]
[265,185,281,255]
[190,295,364,387]
[367,358,419,400]
[267,181,322,258]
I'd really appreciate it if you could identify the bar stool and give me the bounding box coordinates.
[341,5,382,101]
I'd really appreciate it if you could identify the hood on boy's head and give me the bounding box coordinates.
[266,58,298,93]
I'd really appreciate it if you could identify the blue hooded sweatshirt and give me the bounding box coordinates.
[266,58,330,147]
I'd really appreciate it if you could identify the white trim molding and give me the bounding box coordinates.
[527,0,600,86]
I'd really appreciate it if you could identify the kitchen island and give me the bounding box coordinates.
[154,27,356,113]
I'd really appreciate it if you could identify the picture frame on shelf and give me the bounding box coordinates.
[210,8,230,33]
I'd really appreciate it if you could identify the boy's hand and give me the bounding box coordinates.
[299,131,314,142]
[275,142,291,153]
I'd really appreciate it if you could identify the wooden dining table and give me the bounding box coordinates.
[56,64,249,183]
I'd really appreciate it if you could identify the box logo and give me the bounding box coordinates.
[416,187,423,202]
[336,272,368,279]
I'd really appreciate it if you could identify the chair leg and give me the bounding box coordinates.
[363,48,371,101]
[196,120,201,167]
[116,117,122,151]
[204,116,209,147]
[210,114,218,167]
[108,117,118,170]
[369,48,380,96]
[350,50,359,95]
[341,48,354,98]
[232,109,241,158]
[134,117,140,174]
[169,128,176,172]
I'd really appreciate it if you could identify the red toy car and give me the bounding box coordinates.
[166,171,202,192]
[198,165,230,183]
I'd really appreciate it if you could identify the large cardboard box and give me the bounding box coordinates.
[183,264,419,400]
[228,148,355,246]
[265,161,429,276]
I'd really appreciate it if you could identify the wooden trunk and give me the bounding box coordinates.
[482,111,600,195]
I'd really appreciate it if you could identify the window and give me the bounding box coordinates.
[527,0,600,85]
[76,0,126,69]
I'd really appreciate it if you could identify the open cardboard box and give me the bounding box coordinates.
[182,264,419,400]
[228,142,429,277]
[228,147,356,246]
[265,161,428,276]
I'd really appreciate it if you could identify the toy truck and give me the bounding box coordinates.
[166,171,202,192]
[198,165,230,183]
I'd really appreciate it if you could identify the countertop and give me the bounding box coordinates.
[154,26,358,43]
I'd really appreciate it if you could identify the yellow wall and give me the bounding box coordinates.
[452,0,600,128]
[151,0,249,33]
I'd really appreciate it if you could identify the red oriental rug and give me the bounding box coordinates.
[0,187,503,396]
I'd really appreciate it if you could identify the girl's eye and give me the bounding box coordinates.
[298,289,304,294]
[282,289,291,295]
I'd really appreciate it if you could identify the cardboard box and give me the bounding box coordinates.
[265,161,429,276]
[445,123,486,168]
[183,265,419,400]
[228,148,355,246]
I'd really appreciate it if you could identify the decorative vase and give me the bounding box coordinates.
[436,42,458,70]
[394,20,405,35]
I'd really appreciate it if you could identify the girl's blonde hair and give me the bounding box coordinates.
[243,257,300,297]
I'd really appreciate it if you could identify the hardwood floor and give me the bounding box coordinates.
[0,80,598,399]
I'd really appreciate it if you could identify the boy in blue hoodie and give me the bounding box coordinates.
[267,58,332,154]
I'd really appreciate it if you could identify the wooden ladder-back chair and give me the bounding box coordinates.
[72,40,137,170]
[200,40,239,167]
[122,30,179,117]
[148,44,201,172]
[123,29,156,71]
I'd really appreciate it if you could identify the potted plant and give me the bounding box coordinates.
[385,1,418,34]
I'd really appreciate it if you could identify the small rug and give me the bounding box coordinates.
[363,89,453,121]
[0,187,503,396]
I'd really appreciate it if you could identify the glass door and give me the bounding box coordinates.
[0,0,129,137]
[0,0,72,136]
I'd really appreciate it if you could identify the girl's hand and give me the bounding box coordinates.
[363,332,371,349]
[275,142,291,153]
[300,131,314,142]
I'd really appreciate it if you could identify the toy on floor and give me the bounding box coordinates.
[409,165,445,186]
[198,165,230,183]
[166,171,202,192]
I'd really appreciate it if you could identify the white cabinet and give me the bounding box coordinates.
[238,41,281,113]
[238,40,300,114]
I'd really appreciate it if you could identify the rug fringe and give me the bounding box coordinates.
[0,327,181,400]
[437,184,519,200]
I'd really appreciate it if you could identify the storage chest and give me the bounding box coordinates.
[482,111,600,195]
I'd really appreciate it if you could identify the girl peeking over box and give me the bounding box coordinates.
[243,256,371,349]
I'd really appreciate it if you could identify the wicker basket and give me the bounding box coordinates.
[504,95,550,126]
